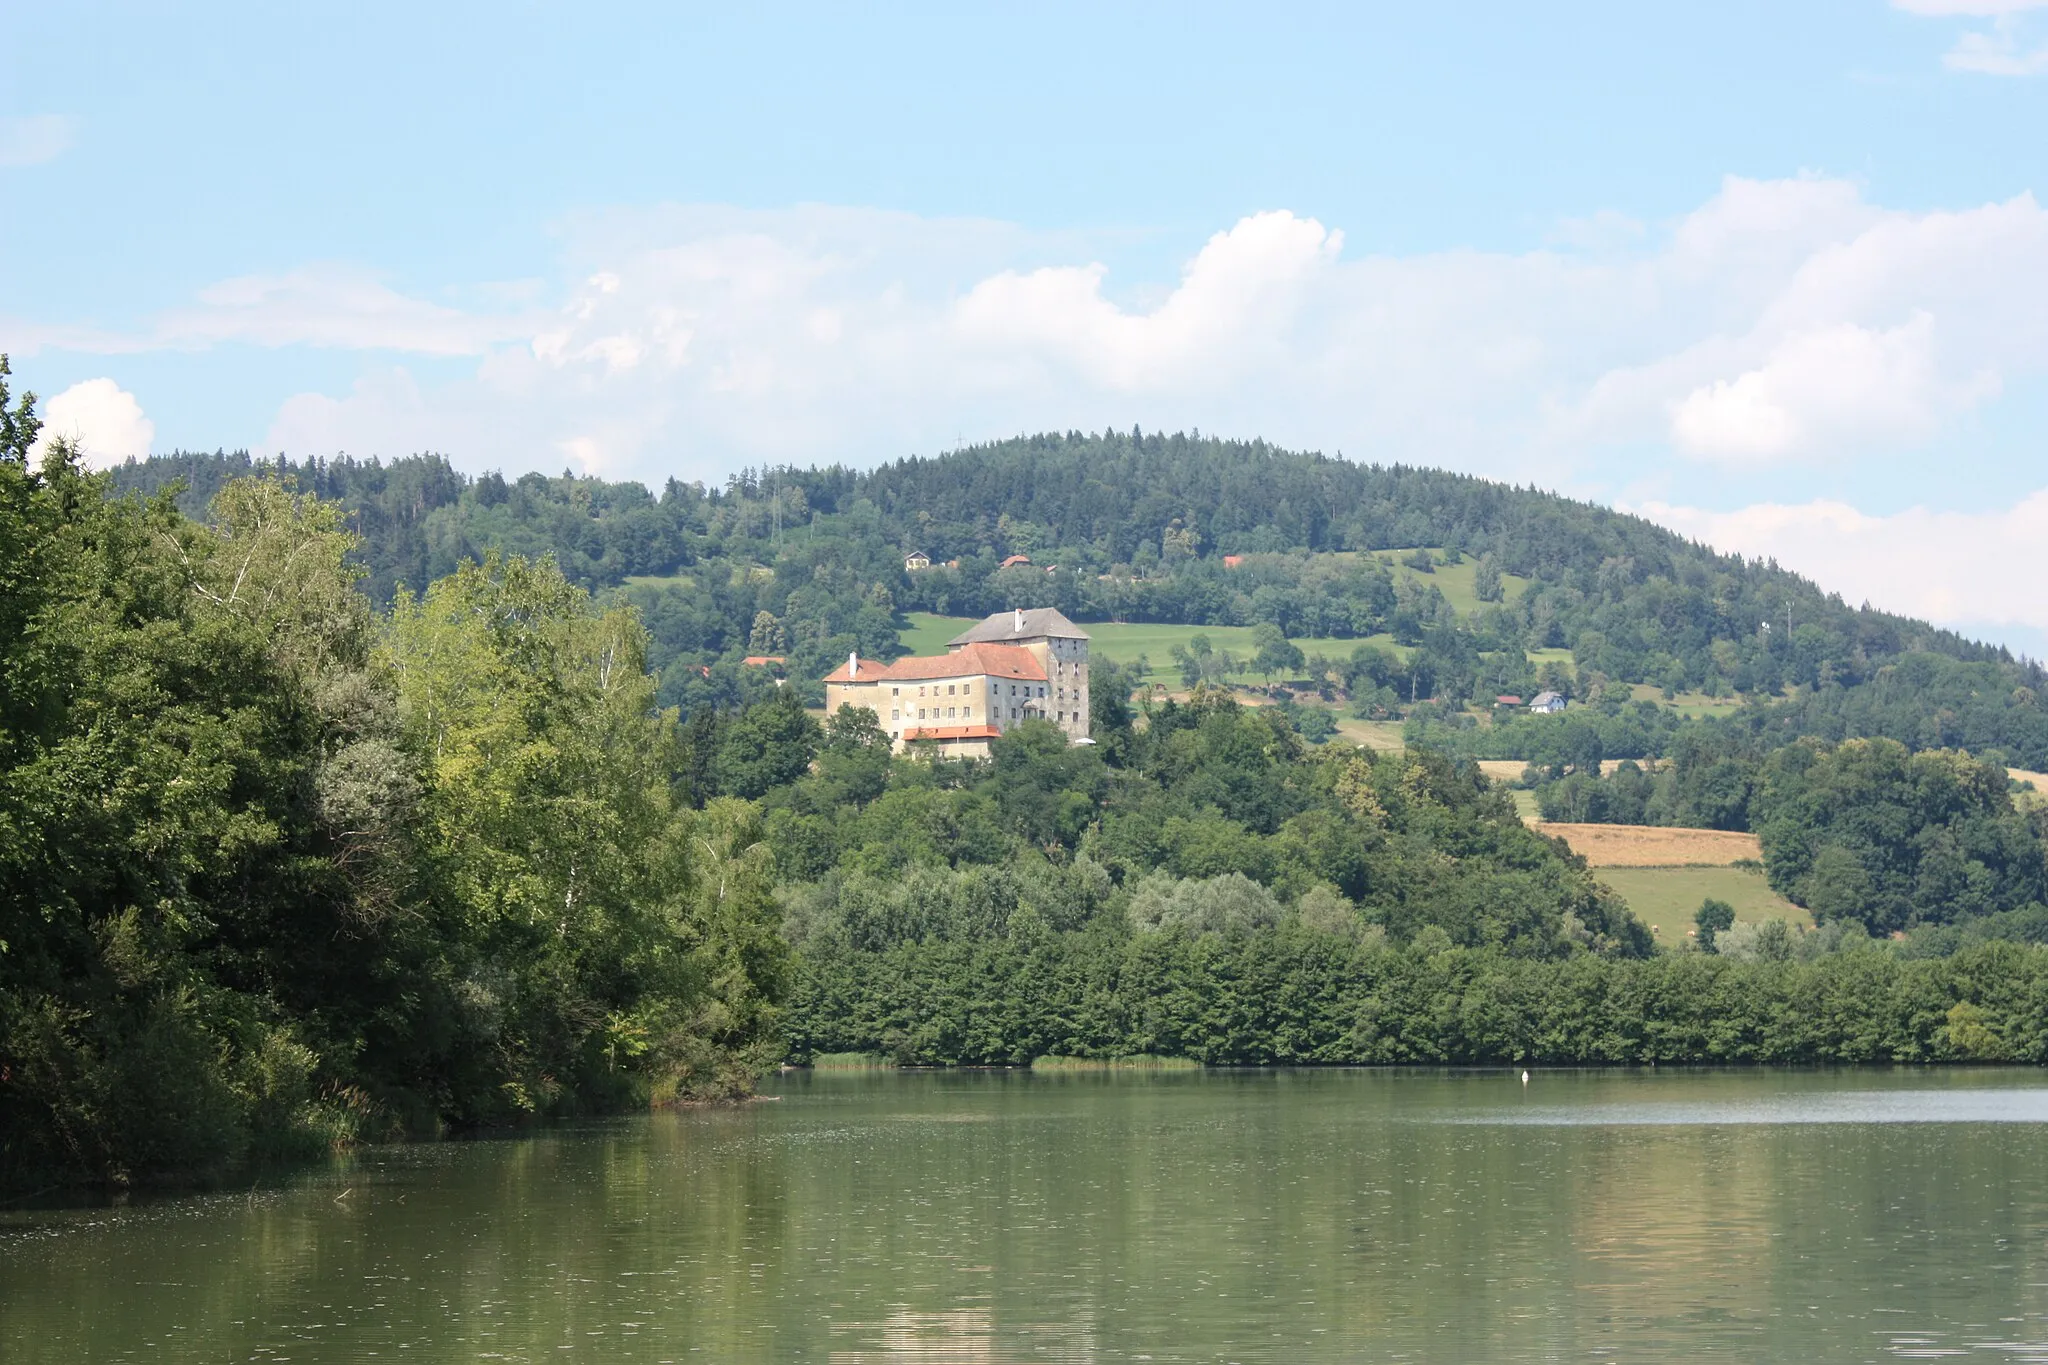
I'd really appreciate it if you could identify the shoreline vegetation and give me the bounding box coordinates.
[7,379,2048,1193]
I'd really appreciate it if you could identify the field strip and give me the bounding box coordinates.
[1535,822,1762,867]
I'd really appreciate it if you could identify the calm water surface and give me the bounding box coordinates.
[7,1068,2048,1362]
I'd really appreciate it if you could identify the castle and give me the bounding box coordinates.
[823,607,1091,757]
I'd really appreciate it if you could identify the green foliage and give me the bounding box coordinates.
[1694,898,1736,950]
[110,434,2048,768]
[1753,738,2048,934]
[787,933,2048,1066]
[1,424,786,1189]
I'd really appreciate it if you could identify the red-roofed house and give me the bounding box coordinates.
[999,554,1033,569]
[824,607,1091,756]
[1222,554,1244,569]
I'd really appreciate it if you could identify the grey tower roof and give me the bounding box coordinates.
[947,607,1091,647]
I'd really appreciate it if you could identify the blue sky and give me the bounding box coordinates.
[5,2,2048,651]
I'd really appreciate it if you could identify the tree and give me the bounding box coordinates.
[713,688,822,799]
[1473,554,1503,603]
[747,610,786,654]
[1694,898,1735,951]
[1252,623,1305,683]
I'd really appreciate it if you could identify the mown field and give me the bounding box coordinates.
[1594,865,1811,948]
[1535,822,1764,866]
[898,613,1402,689]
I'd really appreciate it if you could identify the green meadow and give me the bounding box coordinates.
[1594,865,1811,950]
[898,613,1402,690]
[1348,547,1533,614]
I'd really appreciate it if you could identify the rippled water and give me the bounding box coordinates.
[8,1068,2048,1362]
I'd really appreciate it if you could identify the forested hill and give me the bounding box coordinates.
[112,431,2044,764]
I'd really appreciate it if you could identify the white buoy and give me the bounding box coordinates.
[1521,1070,1529,1085]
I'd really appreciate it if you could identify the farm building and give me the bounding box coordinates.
[824,607,1092,757]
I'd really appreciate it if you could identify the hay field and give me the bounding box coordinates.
[1537,823,1763,867]
[1475,759,1530,782]
[2011,767,2048,792]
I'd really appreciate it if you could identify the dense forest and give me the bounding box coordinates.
[9,359,2048,1190]
[113,434,2046,767]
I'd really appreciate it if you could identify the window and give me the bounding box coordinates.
[947,683,956,695]
[891,708,900,720]
[892,686,900,696]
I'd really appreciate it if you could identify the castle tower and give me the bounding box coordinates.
[946,607,1090,743]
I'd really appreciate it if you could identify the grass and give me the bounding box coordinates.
[621,572,695,591]
[1336,718,1407,750]
[1346,548,1532,615]
[1623,682,1744,719]
[1030,1054,1201,1071]
[1594,864,1812,949]
[807,1052,895,1070]
[898,613,1405,690]
[1535,823,1764,867]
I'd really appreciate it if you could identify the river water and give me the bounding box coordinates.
[7,1067,2048,1362]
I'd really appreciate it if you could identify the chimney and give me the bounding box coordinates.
[848,650,858,679]
[1013,608,1025,633]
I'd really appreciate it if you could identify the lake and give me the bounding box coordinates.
[7,1067,2048,1362]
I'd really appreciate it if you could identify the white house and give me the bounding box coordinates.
[1528,690,1567,715]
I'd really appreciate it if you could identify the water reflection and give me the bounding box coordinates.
[5,1068,2048,1362]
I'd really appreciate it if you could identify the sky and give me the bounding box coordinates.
[5,1,2047,654]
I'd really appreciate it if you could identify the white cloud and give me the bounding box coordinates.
[956,211,1343,388]
[1945,28,2048,72]
[31,379,154,468]
[256,179,2048,484]
[1669,314,1998,459]
[1896,3,2048,74]
[1894,1,2048,16]
[11,175,2048,528]
[0,114,72,168]
[157,265,534,355]
[1638,490,2048,646]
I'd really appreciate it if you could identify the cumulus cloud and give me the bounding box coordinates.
[1638,490,2048,646]
[1668,314,1998,459]
[0,114,73,168]
[31,379,154,468]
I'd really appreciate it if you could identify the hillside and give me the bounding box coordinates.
[111,432,2047,765]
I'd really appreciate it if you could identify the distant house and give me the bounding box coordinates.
[1222,554,1245,569]
[904,551,931,571]
[999,554,1033,570]
[1494,694,1523,707]
[741,655,786,668]
[1529,690,1567,714]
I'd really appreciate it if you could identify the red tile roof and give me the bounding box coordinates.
[901,724,1002,742]
[742,655,786,667]
[999,554,1033,568]
[823,642,1047,684]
